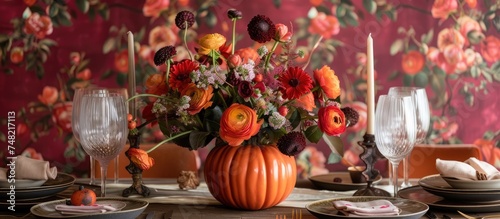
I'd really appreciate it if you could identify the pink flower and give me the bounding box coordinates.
[23,13,53,39]
[457,16,482,46]
[143,0,169,18]
[148,26,177,51]
[275,23,292,42]
[426,47,440,63]
[138,45,156,67]
[437,28,465,51]
[442,44,464,65]
[441,122,458,141]
[431,0,457,20]
[38,86,58,105]
[308,12,340,39]
[481,35,500,63]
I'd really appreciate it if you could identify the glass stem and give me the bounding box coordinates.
[90,156,95,185]
[403,156,411,187]
[114,155,119,183]
[100,165,108,197]
[391,162,399,197]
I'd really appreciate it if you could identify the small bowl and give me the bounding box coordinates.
[347,166,366,183]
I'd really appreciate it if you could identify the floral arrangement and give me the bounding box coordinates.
[126,9,360,170]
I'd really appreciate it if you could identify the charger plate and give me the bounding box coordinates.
[309,172,382,191]
[418,174,500,202]
[306,196,428,219]
[30,197,148,219]
[398,186,500,213]
[0,172,75,201]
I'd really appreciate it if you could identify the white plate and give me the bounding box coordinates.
[442,176,500,189]
[418,174,500,202]
[0,179,47,188]
[31,197,148,219]
[306,196,428,219]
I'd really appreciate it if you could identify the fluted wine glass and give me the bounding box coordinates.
[388,87,430,187]
[375,94,417,196]
[78,92,128,196]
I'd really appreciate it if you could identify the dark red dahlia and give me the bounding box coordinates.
[175,10,195,29]
[237,81,254,99]
[341,107,359,127]
[227,9,242,20]
[169,59,199,91]
[277,131,306,156]
[154,46,176,66]
[247,15,276,43]
[278,66,313,99]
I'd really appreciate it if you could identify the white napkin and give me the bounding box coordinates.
[436,157,500,180]
[55,204,117,215]
[0,156,57,180]
[332,200,400,216]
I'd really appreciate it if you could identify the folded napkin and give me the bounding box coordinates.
[55,204,117,215]
[332,200,400,216]
[0,156,57,180]
[436,157,500,180]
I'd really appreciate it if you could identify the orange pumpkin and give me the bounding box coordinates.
[204,144,296,210]
[70,185,97,206]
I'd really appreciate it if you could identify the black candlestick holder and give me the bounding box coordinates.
[353,133,391,197]
[122,133,151,197]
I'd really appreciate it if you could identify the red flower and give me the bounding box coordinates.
[169,59,198,91]
[278,66,313,99]
[401,50,425,75]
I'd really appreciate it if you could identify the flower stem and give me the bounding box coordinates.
[231,19,237,55]
[302,35,323,70]
[165,59,171,87]
[264,40,280,73]
[127,94,163,102]
[183,23,193,60]
[146,131,192,153]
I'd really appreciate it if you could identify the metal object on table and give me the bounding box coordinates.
[353,134,391,197]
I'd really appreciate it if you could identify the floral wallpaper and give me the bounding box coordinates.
[0,0,499,178]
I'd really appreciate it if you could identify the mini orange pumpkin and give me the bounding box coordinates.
[70,185,97,206]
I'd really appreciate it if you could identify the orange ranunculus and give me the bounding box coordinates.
[401,50,425,75]
[219,103,263,146]
[23,13,53,39]
[313,65,341,99]
[143,0,169,18]
[145,73,167,96]
[38,86,58,105]
[128,148,155,170]
[457,16,482,46]
[148,26,177,51]
[114,50,129,73]
[318,105,346,136]
[465,0,477,8]
[23,0,36,6]
[180,83,214,115]
[308,12,340,39]
[481,36,500,63]
[10,47,24,64]
[293,92,316,112]
[197,33,226,56]
[234,47,260,65]
[431,0,457,20]
[437,28,465,51]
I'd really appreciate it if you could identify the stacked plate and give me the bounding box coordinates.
[0,173,75,210]
[399,174,500,212]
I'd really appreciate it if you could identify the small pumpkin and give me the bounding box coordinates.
[70,185,97,206]
[204,144,296,210]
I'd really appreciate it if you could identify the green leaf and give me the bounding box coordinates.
[3,68,13,75]
[414,72,429,87]
[63,146,75,157]
[421,29,434,44]
[390,39,404,55]
[363,0,376,14]
[102,38,116,54]
[205,11,217,28]
[344,11,359,26]
[336,4,346,17]
[288,108,301,129]
[189,131,211,150]
[76,0,89,13]
[323,135,344,157]
[48,4,59,17]
[304,125,322,143]
[100,69,113,80]
[0,132,5,142]
[116,73,127,86]
[327,152,342,164]
[57,11,72,26]
[39,39,57,46]
[273,0,281,8]
[403,74,413,86]
[204,106,222,132]
[98,5,110,20]
[388,70,399,80]
[0,34,9,43]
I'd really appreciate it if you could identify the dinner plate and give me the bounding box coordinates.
[0,172,75,201]
[0,179,47,188]
[418,174,500,202]
[398,186,500,213]
[306,196,428,219]
[309,172,382,191]
[441,176,500,189]
[30,197,148,219]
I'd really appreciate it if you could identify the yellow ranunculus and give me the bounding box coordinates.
[197,33,226,55]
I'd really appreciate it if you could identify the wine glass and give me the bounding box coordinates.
[375,94,417,196]
[78,92,128,196]
[388,87,430,187]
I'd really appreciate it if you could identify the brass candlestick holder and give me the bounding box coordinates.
[122,133,151,197]
[353,133,390,197]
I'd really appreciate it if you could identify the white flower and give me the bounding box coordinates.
[268,112,286,129]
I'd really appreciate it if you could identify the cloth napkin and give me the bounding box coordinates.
[436,157,500,180]
[332,200,400,216]
[0,156,57,180]
[55,204,117,215]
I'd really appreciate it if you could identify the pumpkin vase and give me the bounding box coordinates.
[204,144,297,210]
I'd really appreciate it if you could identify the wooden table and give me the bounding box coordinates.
[0,179,488,218]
